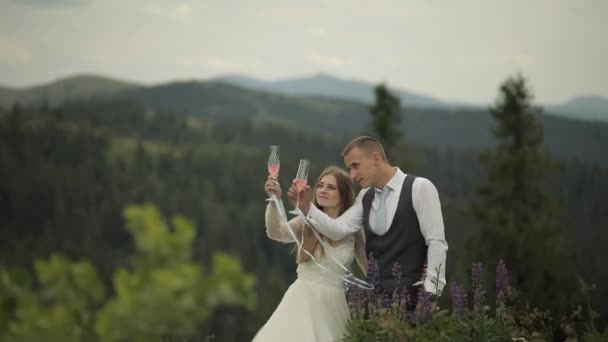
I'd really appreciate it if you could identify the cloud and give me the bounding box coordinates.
[202,56,247,71]
[467,52,536,68]
[141,2,199,21]
[10,0,90,8]
[308,26,328,38]
[305,49,353,70]
[0,37,32,65]
[177,55,249,73]
[174,3,193,19]
[378,54,404,66]
[511,53,535,67]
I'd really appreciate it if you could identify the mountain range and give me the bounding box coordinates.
[0,75,136,108]
[2,73,607,123]
[1,73,606,168]
[214,73,456,108]
[214,73,608,122]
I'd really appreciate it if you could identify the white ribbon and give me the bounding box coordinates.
[267,195,374,290]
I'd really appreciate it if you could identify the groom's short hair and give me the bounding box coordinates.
[342,135,387,161]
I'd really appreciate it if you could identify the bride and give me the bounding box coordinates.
[253,166,367,342]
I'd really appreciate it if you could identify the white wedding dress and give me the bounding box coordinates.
[253,205,355,342]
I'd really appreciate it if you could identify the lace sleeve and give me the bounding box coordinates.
[265,203,305,243]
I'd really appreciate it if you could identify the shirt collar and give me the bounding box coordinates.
[376,167,406,192]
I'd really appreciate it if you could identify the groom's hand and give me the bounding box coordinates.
[299,185,312,214]
[287,181,312,214]
[415,291,438,312]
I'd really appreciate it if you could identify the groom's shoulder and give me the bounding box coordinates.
[411,176,440,192]
[406,173,430,182]
[355,187,372,200]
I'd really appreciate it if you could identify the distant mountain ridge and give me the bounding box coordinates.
[3,75,601,168]
[547,95,608,122]
[1,73,607,123]
[215,73,608,122]
[0,74,137,108]
[0,73,606,166]
[215,73,457,109]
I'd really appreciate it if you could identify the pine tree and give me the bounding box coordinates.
[469,74,572,312]
[369,84,403,156]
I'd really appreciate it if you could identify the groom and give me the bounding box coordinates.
[288,135,448,307]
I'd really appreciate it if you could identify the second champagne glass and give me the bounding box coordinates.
[289,159,310,215]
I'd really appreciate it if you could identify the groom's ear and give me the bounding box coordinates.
[371,151,382,165]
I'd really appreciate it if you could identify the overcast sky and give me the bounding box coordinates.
[1,0,606,104]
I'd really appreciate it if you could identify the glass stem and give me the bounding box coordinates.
[295,192,300,212]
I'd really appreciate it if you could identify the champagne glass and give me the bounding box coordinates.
[266,145,280,202]
[268,145,280,178]
[289,159,310,215]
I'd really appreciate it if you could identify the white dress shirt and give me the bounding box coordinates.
[306,168,448,295]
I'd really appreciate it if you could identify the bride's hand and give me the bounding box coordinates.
[265,175,282,198]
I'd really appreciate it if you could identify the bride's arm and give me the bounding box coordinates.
[265,202,304,243]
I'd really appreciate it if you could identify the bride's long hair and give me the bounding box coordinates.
[296,166,368,274]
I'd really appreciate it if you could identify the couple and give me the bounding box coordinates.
[253,136,448,342]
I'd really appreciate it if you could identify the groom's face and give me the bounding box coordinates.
[344,147,377,188]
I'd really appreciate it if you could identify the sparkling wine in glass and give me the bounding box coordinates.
[268,164,280,177]
[295,179,308,192]
[266,145,280,201]
[290,159,310,215]
[267,145,280,178]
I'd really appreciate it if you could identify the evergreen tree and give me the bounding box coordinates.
[469,74,572,312]
[369,84,403,156]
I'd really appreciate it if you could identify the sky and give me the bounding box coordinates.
[0,0,607,104]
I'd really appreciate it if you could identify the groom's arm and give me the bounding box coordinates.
[413,178,448,296]
[297,187,367,241]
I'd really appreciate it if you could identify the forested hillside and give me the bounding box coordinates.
[1,94,606,339]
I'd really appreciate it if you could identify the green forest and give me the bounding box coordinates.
[0,75,607,340]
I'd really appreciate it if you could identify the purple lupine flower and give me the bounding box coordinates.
[496,259,510,305]
[391,261,403,312]
[399,295,409,321]
[392,262,402,291]
[346,282,366,320]
[450,281,467,318]
[345,281,357,311]
[365,253,382,318]
[382,291,392,309]
[368,292,382,318]
[373,290,388,317]
[471,262,486,313]
[474,286,487,313]
[471,262,483,289]
[367,253,381,293]
[414,291,433,323]
[391,287,402,315]
[400,288,412,321]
